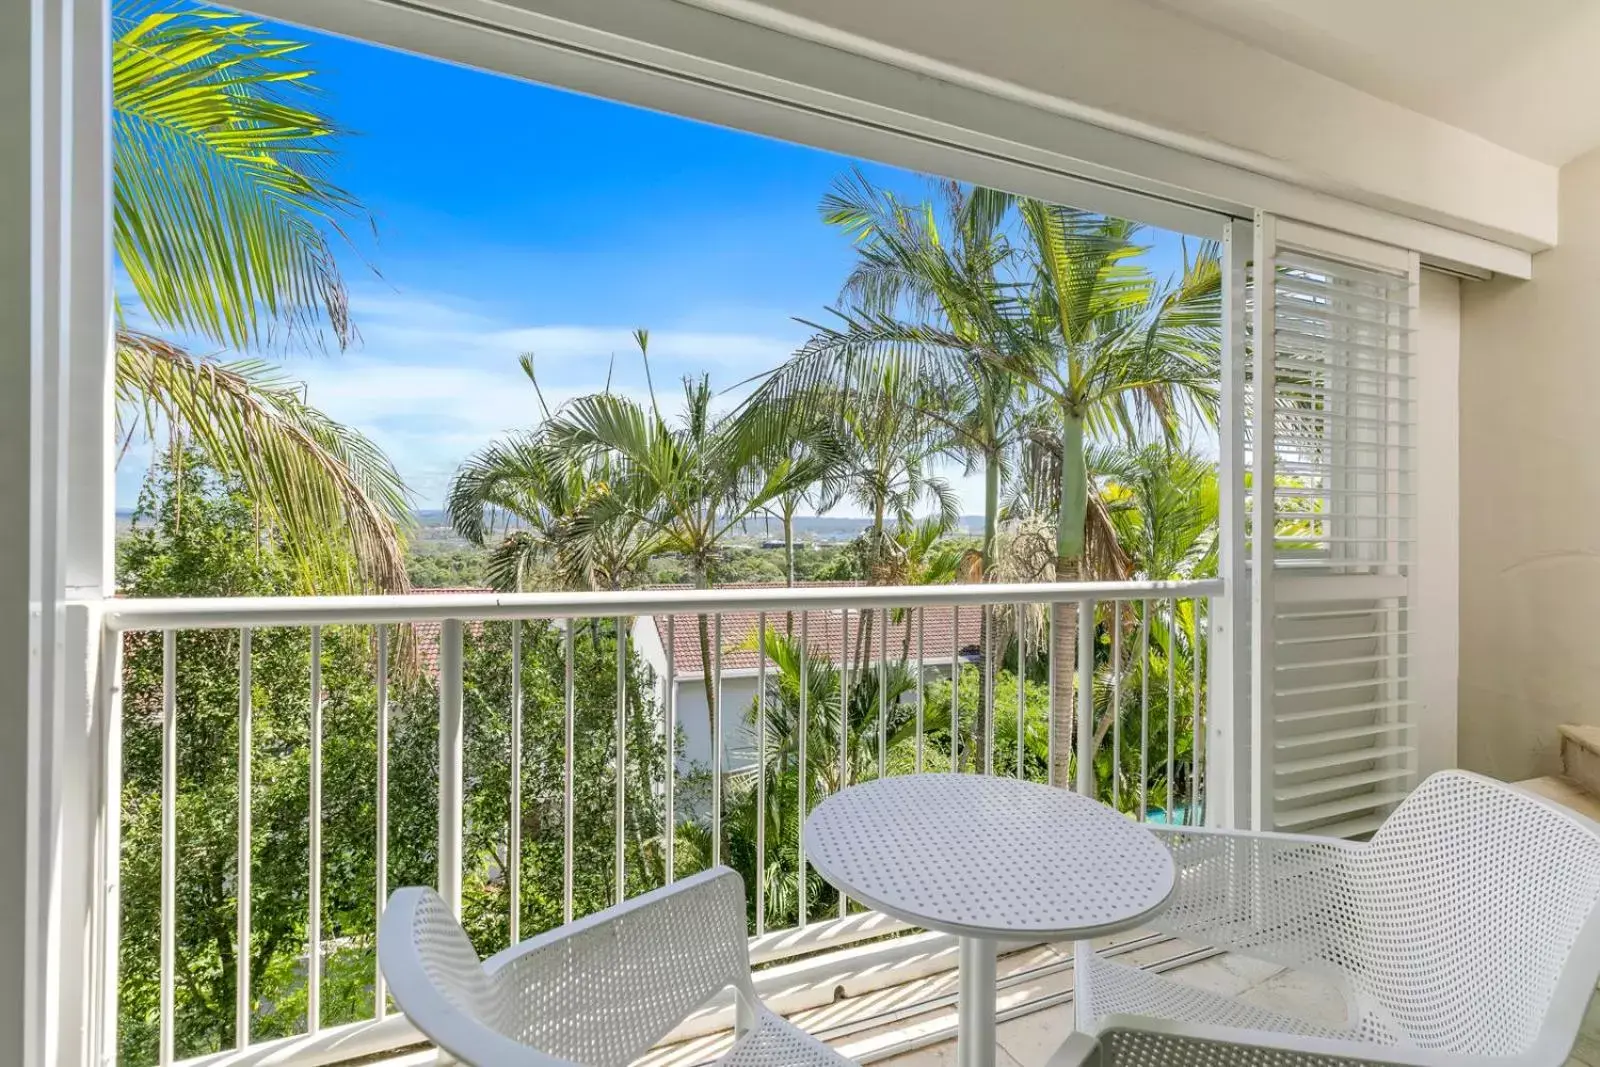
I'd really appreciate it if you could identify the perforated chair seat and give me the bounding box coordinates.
[380,867,855,1067]
[1062,771,1600,1067]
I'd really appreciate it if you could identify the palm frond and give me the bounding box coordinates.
[116,330,410,593]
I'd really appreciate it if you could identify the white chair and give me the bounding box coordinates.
[1059,770,1600,1067]
[380,865,854,1067]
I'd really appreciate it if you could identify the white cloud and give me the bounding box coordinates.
[115,286,981,517]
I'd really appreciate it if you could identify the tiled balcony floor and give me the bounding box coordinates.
[381,947,1600,1067]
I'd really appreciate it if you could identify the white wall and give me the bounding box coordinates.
[1415,270,1461,779]
[1459,142,1600,781]
[674,676,762,778]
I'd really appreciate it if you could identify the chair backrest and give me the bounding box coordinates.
[1347,770,1600,1060]
[380,867,753,1067]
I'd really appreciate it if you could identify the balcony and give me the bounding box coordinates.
[103,579,1221,1067]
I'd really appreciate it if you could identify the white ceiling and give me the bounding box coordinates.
[1145,0,1600,165]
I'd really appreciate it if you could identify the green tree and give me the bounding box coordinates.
[539,332,832,745]
[999,208,1220,784]
[116,453,669,1065]
[113,2,409,592]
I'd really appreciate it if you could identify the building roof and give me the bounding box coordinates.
[646,582,986,678]
[410,587,492,675]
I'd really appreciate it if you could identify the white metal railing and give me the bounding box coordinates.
[100,578,1220,1067]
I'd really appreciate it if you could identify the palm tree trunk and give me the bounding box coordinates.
[784,511,796,638]
[975,451,1000,772]
[1051,413,1087,789]
[691,563,718,747]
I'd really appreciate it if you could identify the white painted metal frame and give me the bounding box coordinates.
[104,579,1218,1067]
[227,0,1532,277]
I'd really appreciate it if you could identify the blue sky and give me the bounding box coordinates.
[116,12,1195,514]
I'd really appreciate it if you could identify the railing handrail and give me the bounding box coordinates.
[96,578,1224,631]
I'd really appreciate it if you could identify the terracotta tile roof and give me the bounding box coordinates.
[645,582,986,677]
[410,587,493,675]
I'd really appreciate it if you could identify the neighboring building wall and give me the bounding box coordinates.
[1459,145,1600,780]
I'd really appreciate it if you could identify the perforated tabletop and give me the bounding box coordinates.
[805,774,1176,940]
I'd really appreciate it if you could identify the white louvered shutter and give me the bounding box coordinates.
[1246,216,1418,837]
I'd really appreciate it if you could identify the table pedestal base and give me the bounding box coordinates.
[956,937,998,1067]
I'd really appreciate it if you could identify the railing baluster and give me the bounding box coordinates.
[236,627,252,1049]
[509,620,521,943]
[984,605,994,775]
[1139,602,1150,822]
[950,606,960,771]
[915,609,925,773]
[1167,600,1177,823]
[798,611,809,928]
[1112,600,1122,810]
[160,630,176,1067]
[712,613,722,870]
[755,612,767,936]
[1016,605,1026,780]
[562,621,575,924]
[308,625,322,1033]
[438,619,464,916]
[664,615,676,884]
[616,614,627,904]
[1046,605,1055,787]
[838,608,849,918]
[1076,599,1095,796]
[878,607,887,777]
[1192,599,1204,826]
[375,626,389,1016]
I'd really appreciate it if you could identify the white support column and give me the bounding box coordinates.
[7,0,116,1064]
[1248,211,1279,834]
[1210,217,1251,830]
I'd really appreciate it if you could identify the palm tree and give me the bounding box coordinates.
[998,207,1221,784]
[540,332,834,734]
[752,172,1027,575]
[447,357,656,592]
[113,2,409,592]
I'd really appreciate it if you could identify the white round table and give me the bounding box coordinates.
[804,774,1175,1067]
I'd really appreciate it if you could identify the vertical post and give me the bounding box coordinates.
[1213,217,1251,830]
[1139,605,1151,822]
[798,612,809,928]
[1016,605,1026,780]
[160,632,176,1066]
[664,615,675,884]
[1111,601,1122,808]
[915,610,925,773]
[508,621,521,944]
[236,629,253,1047]
[96,628,126,1067]
[950,607,961,770]
[983,606,994,775]
[1165,604,1176,823]
[562,622,575,923]
[1046,608,1056,787]
[1193,600,1205,825]
[755,613,767,935]
[711,614,722,869]
[1075,599,1095,796]
[615,615,627,903]
[308,627,322,1033]
[878,607,887,776]
[1250,212,1279,833]
[438,619,463,915]
[374,627,389,1014]
[837,608,848,918]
